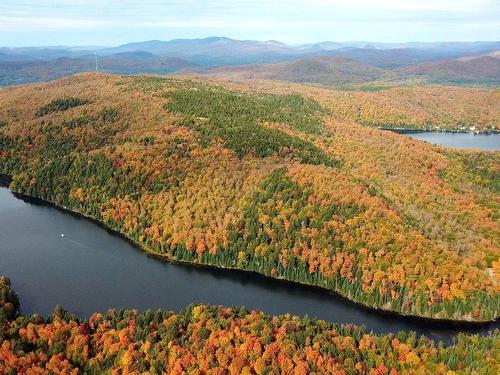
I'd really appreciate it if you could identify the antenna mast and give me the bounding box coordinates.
[95,51,98,72]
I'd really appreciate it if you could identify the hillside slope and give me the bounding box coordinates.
[312,85,500,131]
[200,52,500,89]
[0,54,197,86]
[400,55,500,86]
[0,74,498,322]
[199,78,500,131]
[205,57,391,86]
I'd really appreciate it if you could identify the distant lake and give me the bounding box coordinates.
[0,185,498,344]
[395,131,500,151]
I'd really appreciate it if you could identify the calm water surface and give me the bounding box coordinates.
[0,186,498,343]
[400,132,499,151]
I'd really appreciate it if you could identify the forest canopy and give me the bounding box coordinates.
[0,74,498,323]
[1,276,499,374]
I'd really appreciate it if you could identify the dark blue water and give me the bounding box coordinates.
[0,186,497,343]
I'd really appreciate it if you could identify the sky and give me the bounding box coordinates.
[0,0,499,47]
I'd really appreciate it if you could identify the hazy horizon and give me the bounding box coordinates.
[2,36,500,50]
[1,1,499,47]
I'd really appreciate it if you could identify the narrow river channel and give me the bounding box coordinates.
[0,186,497,344]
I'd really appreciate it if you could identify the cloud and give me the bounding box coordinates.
[3,0,498,19]
[305,0,496,12]
[0,0,498,44]
[0,16,120,30]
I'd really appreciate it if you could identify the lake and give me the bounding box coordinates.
[395,131,500,151]
[0,185,498,343]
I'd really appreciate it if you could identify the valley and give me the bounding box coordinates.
[2,38,500,90]
[2,185,496,343]
[1,0,499,371]
[0,73,498,324]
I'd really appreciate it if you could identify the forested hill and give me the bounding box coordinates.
[201,54,500,88]
[0,73,498,322]
[197,76,500,132]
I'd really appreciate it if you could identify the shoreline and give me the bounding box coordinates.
[1,174,497,329]
[378,127,500,135]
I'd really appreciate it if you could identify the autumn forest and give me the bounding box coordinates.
[0,73,499,373]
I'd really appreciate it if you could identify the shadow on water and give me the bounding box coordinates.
[0,180,498,345]
[0,173,12,186]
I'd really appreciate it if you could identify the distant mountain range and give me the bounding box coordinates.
[203,54,500,87]
[1,37,499,86]
[0,53,197,86]
[97,37,298,66]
